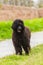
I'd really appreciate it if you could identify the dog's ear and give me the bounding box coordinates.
[11,20,17,30]
[11,21,15,30]
[11,24,16,31]
[11,24,14,30]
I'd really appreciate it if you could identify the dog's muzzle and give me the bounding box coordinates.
[17,26,22,33]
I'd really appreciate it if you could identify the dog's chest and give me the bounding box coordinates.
[16,35,24,43]
[18,35,23,41]
[15,33,26,44]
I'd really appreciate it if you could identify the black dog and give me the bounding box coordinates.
[12,19,31,55]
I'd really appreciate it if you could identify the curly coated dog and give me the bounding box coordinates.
[12,19,31,55]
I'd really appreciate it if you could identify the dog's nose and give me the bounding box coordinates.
[18,26,22,30]
[17,26,22,33]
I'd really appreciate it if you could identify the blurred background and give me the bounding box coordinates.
[0,0,43,7]
[0,0,43,21]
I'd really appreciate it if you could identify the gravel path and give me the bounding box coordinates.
[0,31,43,58]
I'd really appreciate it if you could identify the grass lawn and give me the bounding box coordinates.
[0,44,43,65]
[0,18,43,40]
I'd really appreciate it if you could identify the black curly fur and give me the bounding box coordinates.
[12,19,31,55]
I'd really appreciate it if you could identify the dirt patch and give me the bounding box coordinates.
[0,5,43,21]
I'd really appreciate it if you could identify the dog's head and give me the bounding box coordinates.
[12,19,25,34]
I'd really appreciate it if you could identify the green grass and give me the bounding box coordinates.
[0,21,12,40]
[0,18,43,40]
[0,44,43,65]
[24,18,43,32]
